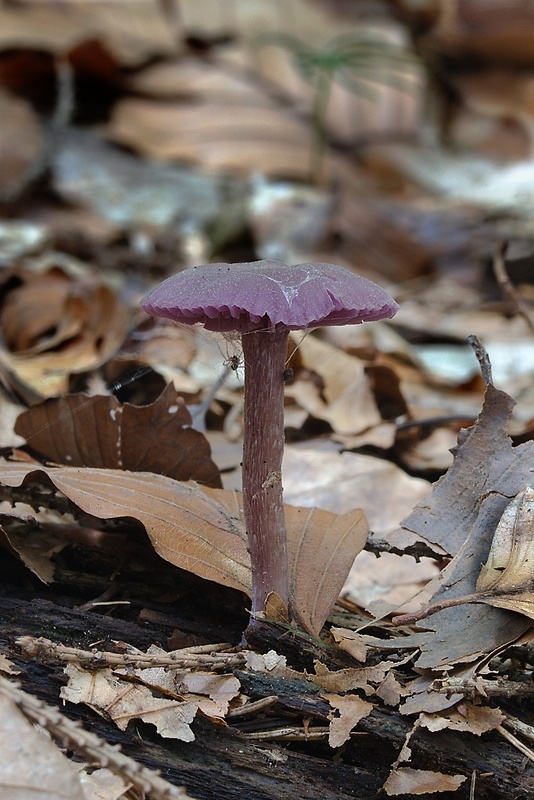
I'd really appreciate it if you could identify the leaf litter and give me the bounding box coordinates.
[0,2,533,797]
[0,216,532,800]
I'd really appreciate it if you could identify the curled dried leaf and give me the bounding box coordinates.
[0,267,130,399]
[476,485,534,619]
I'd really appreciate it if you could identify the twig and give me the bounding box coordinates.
[431,677,534,700]
[17,635,246,671]
[0,675,190,799]
[227,695,279,718]
[467,334,493,387]
[497,724,534,765]
[392,585,526,627]
[365,536,447,561]
[242,726,330,741]
[0,481,82,518]
[469,770,476,800]
[391,592,483,626]
[502,714,534,745]
[493,242,534,334]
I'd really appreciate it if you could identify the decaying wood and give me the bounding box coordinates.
[1,588,532,800]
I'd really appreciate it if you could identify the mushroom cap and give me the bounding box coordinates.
[141,260,398,333]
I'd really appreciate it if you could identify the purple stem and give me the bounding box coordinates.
[241,329,289,618]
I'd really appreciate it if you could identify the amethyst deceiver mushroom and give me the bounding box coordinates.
[141,260,398,624]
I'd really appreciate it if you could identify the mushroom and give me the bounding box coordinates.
[141,260,398,626]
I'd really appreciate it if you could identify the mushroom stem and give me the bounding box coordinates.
[241,328,289,618]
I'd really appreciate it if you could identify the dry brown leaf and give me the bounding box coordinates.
[127,56,277,105]
[0,692,85,799]
[0,267,130,399]
[375,670,405,707]
[60,642,240,742]
[454,70,534,159]
[0,0,179,66]
[285,505,367,634]
[181,0,339,45]
[386,385,534,670]
[122,646,241,719]
[346,551,439,618]
[61,664,197,741]
[398,428,457,474]
[289,335,382,435]
[201,484,367,634]
[0,513,137,585]
[428,1,534,66]
[330,627,368,663]
[79,768,129,800]
[476,485,534,619]
[283,445,430,537]
[331,193,430,283]
[15,384,222,487]
[400,673,463,717]
[314,664,373,694]
[322,692,373,748]
[0,655,19,675]
[236,0,422,145]
[264,591,289,624]
[0,464,365,634]
[383,767,467,796]
[0,88,41,196]
[1,268,86,354]
[0,516,70,584]
[107,98,325,179]
[0,463,251,595]
[178,671,241,718]
[314,661,399,695]
[419,705,505,736]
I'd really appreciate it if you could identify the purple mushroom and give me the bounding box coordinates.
[141,260,398,627]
